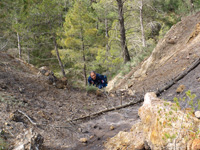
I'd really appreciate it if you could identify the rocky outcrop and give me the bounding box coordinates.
[105,92,200,150]
[13,128,44,150]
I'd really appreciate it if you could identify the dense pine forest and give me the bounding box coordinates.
[1,0,200,87]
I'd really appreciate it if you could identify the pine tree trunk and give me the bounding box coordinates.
[189,0,195,14]
[80,32,87,86]
[17,32,22,59]
[53,36,66,77]
[139,0,146,47]
[105,18,110,68]
[105,18,110,52]
[105,18,109,38]
[28,48,30,64]
[96,18,99,30]
[116,0,131,64]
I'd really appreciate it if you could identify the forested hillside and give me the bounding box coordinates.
[1,1,200,150]
[1,0,200,87]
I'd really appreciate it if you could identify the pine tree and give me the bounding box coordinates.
[116,0,131,63]
[0,0,28,56]
[62,0,99,86]
[92,0,119,72]
[26,0,68,77]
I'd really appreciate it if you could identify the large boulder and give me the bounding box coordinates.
[105,92,200,150]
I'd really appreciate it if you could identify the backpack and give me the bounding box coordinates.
[103,75,107,84]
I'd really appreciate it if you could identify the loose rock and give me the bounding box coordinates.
[79,138,87,143]
[110,125,115,130]
[192,139,200,150]
[195,111,200,119]
[176,84,185,93]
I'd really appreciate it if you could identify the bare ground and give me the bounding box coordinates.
[0,52,140,150]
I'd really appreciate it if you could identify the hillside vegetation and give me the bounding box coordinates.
[1,0,200,87]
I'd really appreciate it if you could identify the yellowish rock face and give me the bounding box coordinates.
[105,92,200,150]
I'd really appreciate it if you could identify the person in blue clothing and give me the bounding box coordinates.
[88,71,107,89]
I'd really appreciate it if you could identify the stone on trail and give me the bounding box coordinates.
[110,125,115,130]
[79,138,87,143]
[39,66,49,75]
[176,84,185,93]
[195,111,200,119]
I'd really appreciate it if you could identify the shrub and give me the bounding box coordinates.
[0,137,8,150]
[86,85,98,93]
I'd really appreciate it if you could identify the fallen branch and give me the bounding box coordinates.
[18,110,37,125]
[67,99,142,122]
[0,40,8,51]
[156,58,200,95]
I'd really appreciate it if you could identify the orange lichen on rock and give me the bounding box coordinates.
[187,22,200,43]
[192,139,200,150]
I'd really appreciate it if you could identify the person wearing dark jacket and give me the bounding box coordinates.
[88,71,107,89]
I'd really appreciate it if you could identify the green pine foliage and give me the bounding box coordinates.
[56,0,104,86]
[1,0,200,86]
[173,90,200,111]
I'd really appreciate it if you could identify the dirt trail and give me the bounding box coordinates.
[0,52,141,149]
[62,105,140,150]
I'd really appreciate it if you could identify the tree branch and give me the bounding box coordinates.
[18,110,37,125]
[0,40,8,51]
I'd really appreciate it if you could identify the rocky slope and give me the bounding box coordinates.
[107,11,200,100]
